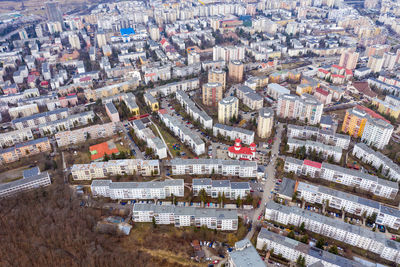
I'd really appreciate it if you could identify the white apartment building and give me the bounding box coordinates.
[176,90,213,129]
[143,64,171,84]
[8,103,39,119]
[267,83,291,100]
[265,202,400,264]
[12,108,69,130]
[257,107,274,139]
[236,85,263,110]
[132,203,238,231]
[0,169,51,198]
[287,124,350,149]
[149,78,199,96]
[257,228,363,267]
[353,142,400,182]
[71,159,160,180]
[277,94,323,125]
[131,119,167,159]
[169,158,257,178]
[192,178,250,200]
[38,111,95,136]
[159,113,205,155]
[0,128,33,148]
[228,239,266,267]
[213,45,245,62]
[284,157,399,199]
[91,179,184,200]
[287,138,342,162]
[361,117,394,150]
[55,122,116,147]
[218,96,239,124]
[213,123,254,145]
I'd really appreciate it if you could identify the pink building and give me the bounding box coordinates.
[59,94,79,107]
[105,102,120,122]
[314,87,332,105]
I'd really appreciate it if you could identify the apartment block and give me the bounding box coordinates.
[55,122,116,147]
[353,142,400,182]
[38,111,95,136]
[228,60,244,83]
[257,228,362,267]
[176,90,213,129]
[339,51,359,70]
[202,82,223,106]
[208,68,226,90]
[132,203,238,231]
[277,94,323,125]
[372,97,400,119]
[213,45,245,62]
[8,103,39,119]
[228,239,265,267]
[0,168,51,198]
[267,83,290,100]
[168,158,257,178]
[0,137,51,165]
[12,108,69,130]
[159,112,205,155]
[91,179,184,200]
[257,107,274,139]
[192,178,250,200]
[0,128,34,148]
[287,124,350,149]
[236,85,263,111]
[284,157,399,199]
[149,78,199,96]
[287,138,342,162]
[218,96,239,124]
[265,202,400,264]
[143,92,159,112]
[213,123,254,145]
[131,120,167,159]
[71,159,160,180]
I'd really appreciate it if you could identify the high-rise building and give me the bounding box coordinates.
[188,52,200,65]
[19,29,28,40]
[202,82,223,106]
[257,107,274,138]
[45,1,63,22]
[339,51,359,70]
[68,34,81,50]
[97,30,107,47]
[383,52,397,70]
[35,25,43,38]
[367,55,384,73]
[228,60,244,83]
[47,21,62,34]
[208,68,226,90]
[218,96,239,124]
[149,24,160,41]
[277,94,323,125]
[365,44,390,57]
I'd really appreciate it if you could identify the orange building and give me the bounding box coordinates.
[0,137,51,164]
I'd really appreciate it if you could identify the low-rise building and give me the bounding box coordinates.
[149,78,199,96]
[143,92,159,112]
[257,228,362,267]
[236,85,263,110]
[0,137,51,165]
[228,239,265,267]
[227,139,257,161]
[132,203,238,231]
[91,179,184,200]
[105,102,120,122]
[353,142,400,182]
[372,98,400,119]
[38,111,95,136]
[55,122,116,147]
[71,159,160,180]
[168,158,257,178]
[159,112,205,155]
[265,202,400,264]
[8,103,39,119]
[0,128,34,148]
[0,168,51,198]
[268,83,290,99]
[287,138,342,162]
[12,108,69,130]
[213,123,254,145]
[287,124,350,149]
[176,90,213,129]
[131,120,167,159]
[192,178,250,200]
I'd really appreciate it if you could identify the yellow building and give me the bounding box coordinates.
[372,98,400,119]
[296,84,313,96]
[144,92,159,112]
[218,96,239,124]
[228,60,244,83]
[208,68,226,90]
[202,82,223,106]
[342,106,371,137]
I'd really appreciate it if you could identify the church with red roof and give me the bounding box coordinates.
[228,139,256,161]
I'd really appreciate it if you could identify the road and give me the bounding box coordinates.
[119,121,144,159]
[246,123,284,240]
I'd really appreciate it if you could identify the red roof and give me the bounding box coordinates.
[352,82,377,98]
[356,105,390,123]
[315,87,329,96]
[318,68,330,74]
[332,64,344,70]
[160,38,168,45]
[345,69,353,75]
[331,74,344,78]
[90,141,119,161]
[158,109,167,115]
[304,160,322,169]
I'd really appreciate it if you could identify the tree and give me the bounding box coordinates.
[296,255,306,267]
[236,196,242,208]
[316,238,325,249]
[300,234,308,244]
[299,222,305,233]
[103,154,110,162]
[199,189,207,205]
[152,216,157,228]
[287,230,295,239]
[328,245,338,255]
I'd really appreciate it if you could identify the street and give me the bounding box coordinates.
[118,121,144,159]
[246,123,284,240]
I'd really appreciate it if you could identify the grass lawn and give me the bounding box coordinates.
[157,126,195,158]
